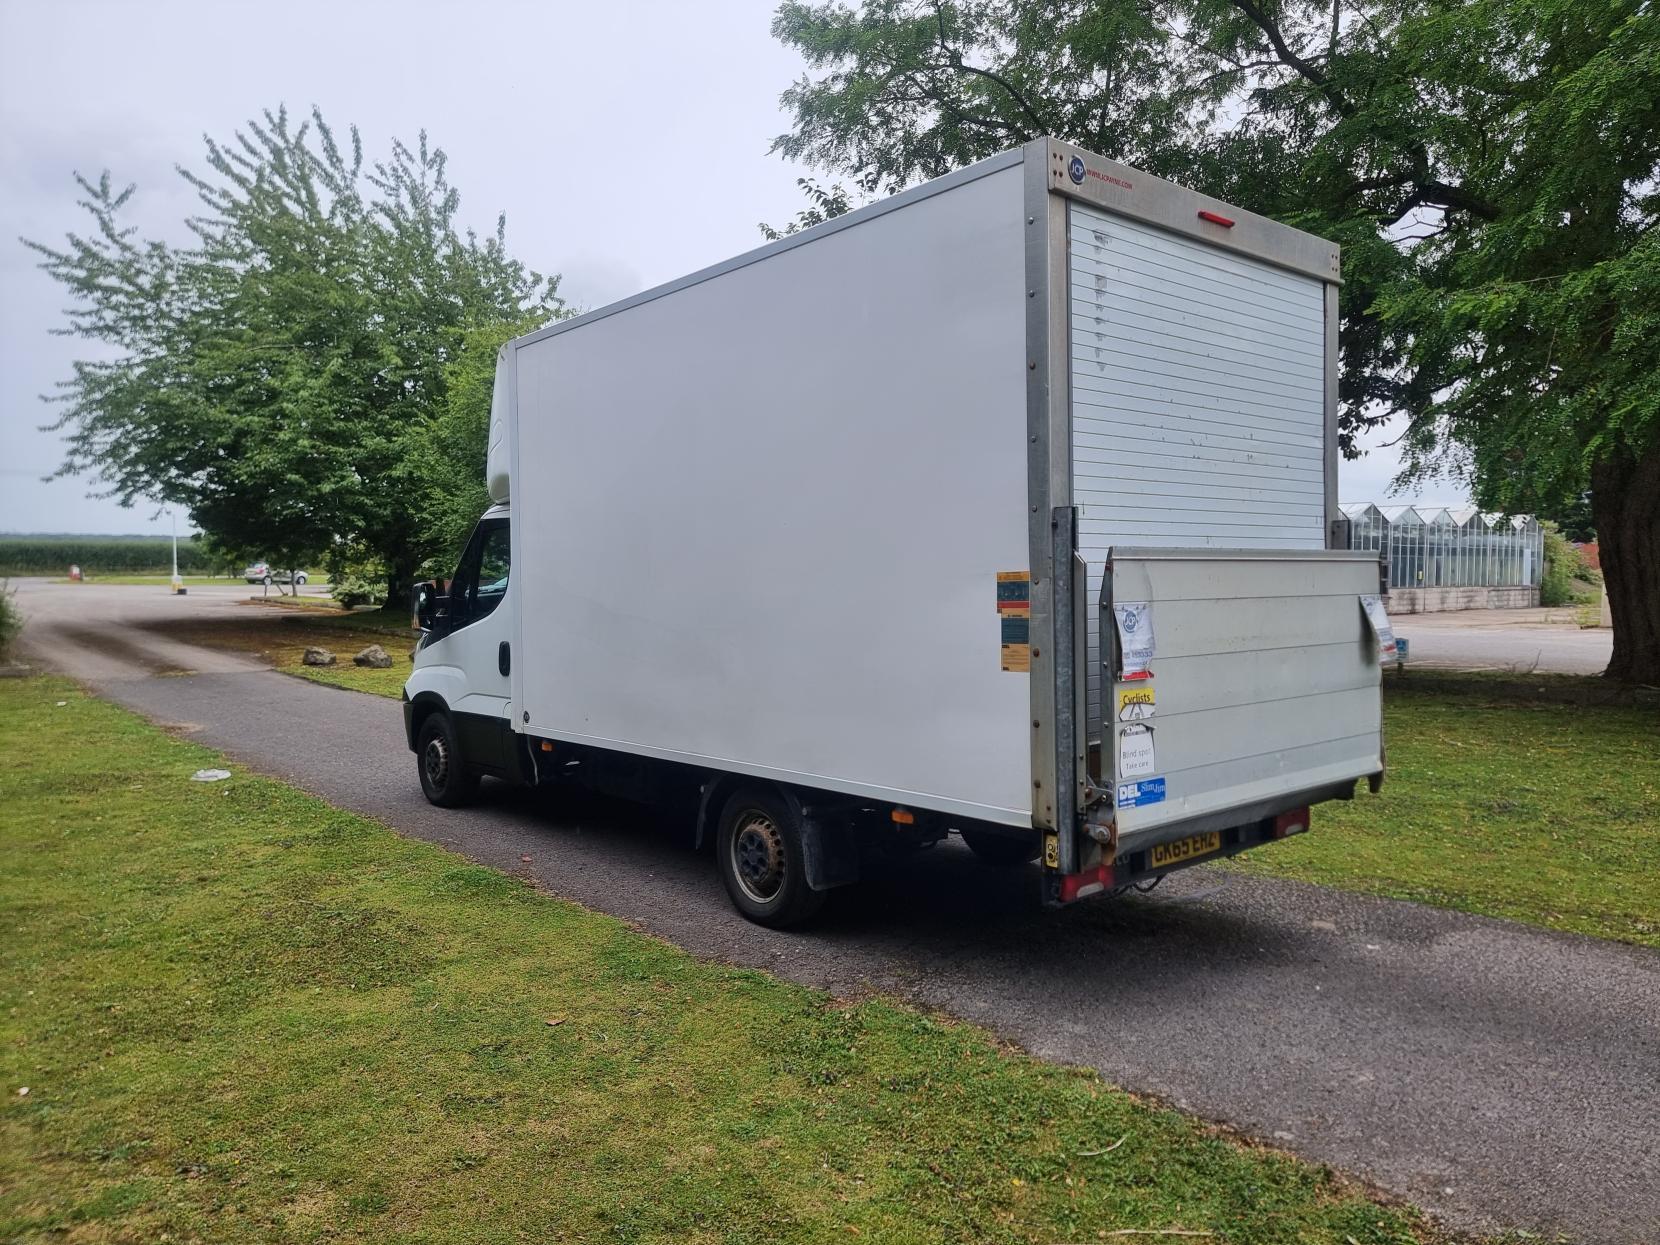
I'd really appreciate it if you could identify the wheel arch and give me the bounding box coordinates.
[700,777,860,893]
[405,691,450,752]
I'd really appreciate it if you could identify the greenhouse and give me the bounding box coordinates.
[1340,502,1543,591]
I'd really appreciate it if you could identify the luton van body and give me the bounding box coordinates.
[403,137,1388,926]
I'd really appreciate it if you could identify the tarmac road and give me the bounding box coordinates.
[12,579,1659,1244]
[1395,607,1615,676]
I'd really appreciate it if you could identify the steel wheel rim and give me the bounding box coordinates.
[423,734,450,790]
[731,810,785,903]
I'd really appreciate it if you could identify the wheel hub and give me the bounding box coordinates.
[423,735,450,789]
[732,811,785,903]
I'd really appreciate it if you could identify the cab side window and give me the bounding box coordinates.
[449,521,510,629]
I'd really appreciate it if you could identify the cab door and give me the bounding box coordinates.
[429,515,514,772]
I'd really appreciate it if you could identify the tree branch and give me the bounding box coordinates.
[1378,180,1500,225]
[932,3,1050,134]
[1225,0,1355,116]
[1200,59,1284,87]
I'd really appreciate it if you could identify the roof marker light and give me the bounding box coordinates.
[1197,210,1236,228]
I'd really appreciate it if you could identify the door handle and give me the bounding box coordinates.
[498,641,511,677]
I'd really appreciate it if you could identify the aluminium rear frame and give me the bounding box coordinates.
[1018,137,1343,875]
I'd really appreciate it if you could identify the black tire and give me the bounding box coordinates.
[416,712,480,808]
[959,827,1040,866]
[261,574,273,586]
[293,572,308,586]
[715,787,826,928]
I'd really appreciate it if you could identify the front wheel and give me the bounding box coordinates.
[261,575,273,586]
[715,787,826,928]
[416,712,479,808]
[959,827,1040,866]
[293,572,308,586]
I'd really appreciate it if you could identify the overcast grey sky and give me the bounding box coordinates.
[0,0,1446,536]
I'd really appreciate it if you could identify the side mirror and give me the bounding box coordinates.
[412,581,442,633]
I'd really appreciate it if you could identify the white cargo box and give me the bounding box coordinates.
[499,138,1380,873]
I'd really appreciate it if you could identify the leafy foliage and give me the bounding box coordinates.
[325,558,392,611]
[25,108,566,604]
[0,582,18,661]
[403,315,545,575]
[0,535,206,575]
[759,177,855,239]
[1539,521,1599,608]
[770,0,1660,677]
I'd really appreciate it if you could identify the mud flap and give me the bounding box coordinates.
[799,808,861,892]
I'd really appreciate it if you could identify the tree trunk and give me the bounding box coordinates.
[383,558,417,613]
[1591,443,1660,684]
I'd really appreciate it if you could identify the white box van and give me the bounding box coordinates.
[403,138,1386,926]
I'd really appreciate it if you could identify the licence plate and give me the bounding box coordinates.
[1149,831,1222,869]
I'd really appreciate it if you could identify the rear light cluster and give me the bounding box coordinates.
[1059,862,1114,903]
[1271,807,1311,838]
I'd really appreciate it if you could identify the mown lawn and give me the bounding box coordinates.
[1229,672,1660,947]
[136,604,413,697]
[0,676,1448,1245]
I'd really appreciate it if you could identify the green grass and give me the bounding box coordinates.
[255,590,348,609]
[0,676,1447,1245]
[1230,672,1660,946]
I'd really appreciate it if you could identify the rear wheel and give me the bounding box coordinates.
[959,827,1040,866]
[293,572,308,586]
[716,787,826,928]
[261,574,273,586]
[416,712,479,808]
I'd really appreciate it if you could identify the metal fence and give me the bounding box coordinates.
[1342,503,1542,590]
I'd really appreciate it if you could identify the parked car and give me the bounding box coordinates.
[243,562,308,586]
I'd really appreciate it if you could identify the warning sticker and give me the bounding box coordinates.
[1115,683,1156,721]
[1118,723,1157,778]
[1000,615,1031,672]
[1116,776,1166,809]
[996,571,1031,617]
[1360,594,1397,662]
[1113,601,1156,676]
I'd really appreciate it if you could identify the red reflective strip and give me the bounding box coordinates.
[1059,863,1115,903]
[1197,209,1236,227]
[1121,670,1152,680]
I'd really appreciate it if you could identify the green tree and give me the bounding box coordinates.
[770,0,1660,680]
[404,314,546,572]
[759,177,854,239]
[1539,521,1598,608]
[0,581,19,663]
[25,107,564,606]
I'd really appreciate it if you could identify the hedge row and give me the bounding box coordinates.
[0,536,211,575]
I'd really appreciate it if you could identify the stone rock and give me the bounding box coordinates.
[302,647,336,666]
[353,643,393,669]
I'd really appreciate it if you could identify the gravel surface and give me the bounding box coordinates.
[14,578,1659,1244]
